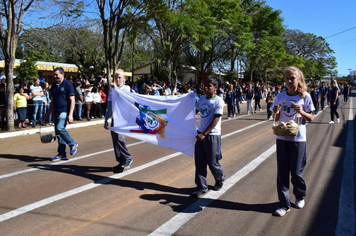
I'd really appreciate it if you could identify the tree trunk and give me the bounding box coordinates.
[5,60,15,132]
[264,70,268,89]
[230,51,235,82]
[165,55,176,93]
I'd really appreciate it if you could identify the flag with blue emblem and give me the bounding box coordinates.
[108,89,197,156]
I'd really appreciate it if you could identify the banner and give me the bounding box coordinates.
[108,89,197,156]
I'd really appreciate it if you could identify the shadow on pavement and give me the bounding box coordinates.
[140,193,280,214]
[28,163,196,196]
[0,154,52,162]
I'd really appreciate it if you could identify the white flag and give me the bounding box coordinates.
[108,88,197,156]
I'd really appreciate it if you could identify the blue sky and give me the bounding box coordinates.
[266,0,356,76]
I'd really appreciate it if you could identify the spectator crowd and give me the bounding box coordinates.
[0,69,353,131]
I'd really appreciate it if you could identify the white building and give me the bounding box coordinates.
[350,70,356,85]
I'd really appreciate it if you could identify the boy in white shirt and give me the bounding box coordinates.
[104,69,133,173]
[191,75,225,198]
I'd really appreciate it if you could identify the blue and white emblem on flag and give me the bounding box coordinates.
[108,89,197,156]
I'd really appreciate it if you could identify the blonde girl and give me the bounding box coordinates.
[272,66,314,217]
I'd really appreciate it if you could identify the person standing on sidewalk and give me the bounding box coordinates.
[0,84,7,130]
[104,69,133,173]
[14,86,30,129]
[44,67,78,161]
[74,81,83,120]
[272,66,314,217]
[30,77,45,127]
[191,75,225,198]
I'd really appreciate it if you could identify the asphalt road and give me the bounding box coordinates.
[0,95,355,236]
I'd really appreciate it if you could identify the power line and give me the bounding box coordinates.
[325,26,356,39]
[331,38,356,46]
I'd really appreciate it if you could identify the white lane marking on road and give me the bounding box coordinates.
[0,152,182,223]
[0,119,268,180]
[0,121,270,222]
[336,97,355,236]
[149,145,277,236]
[148,106,324,235]
[222,120,268,139]
[0,141,145,180]
[0,107,328,224]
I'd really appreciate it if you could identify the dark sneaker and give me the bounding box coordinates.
[52,155,66,161]
[112,164,124,173]
[189,189,207,198]
[61,156,69,161]
[70,143,78,155]
[212,181,224,191]
[123,159,133,169]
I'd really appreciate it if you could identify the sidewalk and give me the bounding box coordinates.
[0,119,105,139]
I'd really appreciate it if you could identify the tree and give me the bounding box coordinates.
[60,22,105,77]
[282,29,337,80]
[146,0,196,87]
[119,33,157,76]
[0,0,83,131]
[0,0,36,131]
[95,0,150,84]
[243,2,285,83]
[17,28,63,62]
[180,0,253,84]
[17,56,38,83]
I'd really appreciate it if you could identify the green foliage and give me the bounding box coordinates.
[244,2,285,82]
[17,57,38,84]
[10,0,339,87]
[150,60,170,81]
[119,35,156,73]
[282,29,336,79]
[27,49,62,62]
[62,24,105,77]
[18,29,64,62]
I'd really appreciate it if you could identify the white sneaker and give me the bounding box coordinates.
[337,118,340,123]
[228,117,231,120]
[295,198,305,209]
[274,207,290,217]
[328,121,334,124]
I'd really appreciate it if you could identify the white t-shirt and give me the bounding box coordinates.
[108,84,131,102]
[93,92,101,103]
[196,95,224,135]
[84,91,93,103]
[272,91,315,142]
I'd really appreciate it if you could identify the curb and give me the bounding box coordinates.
[0,119,105,139]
